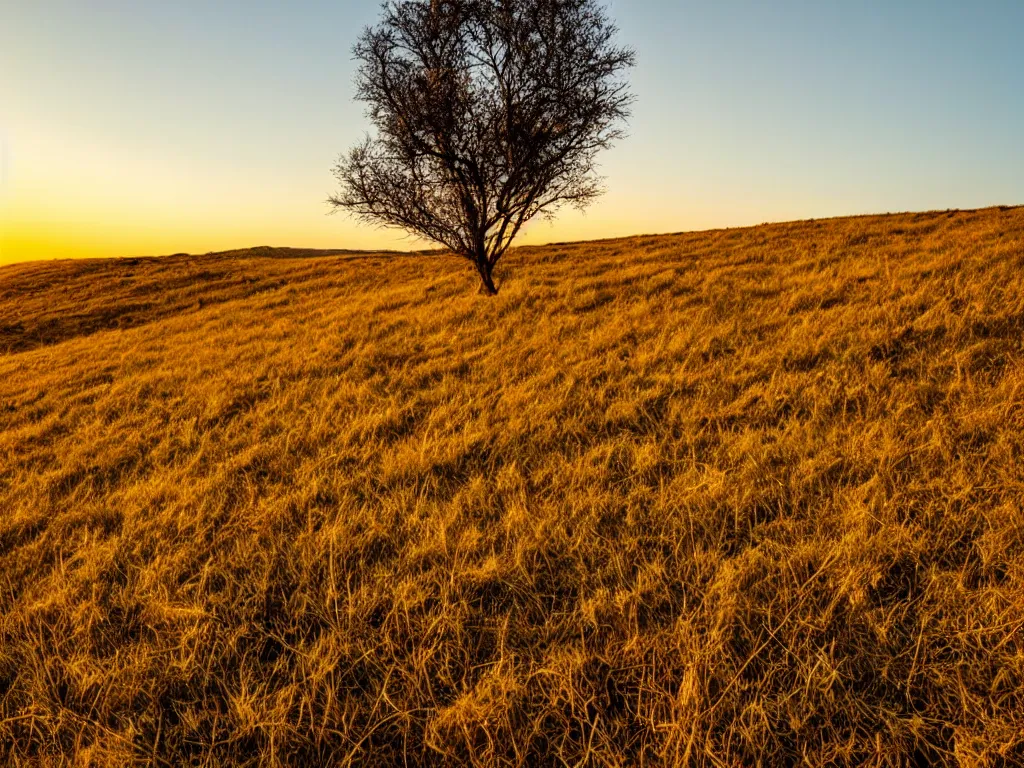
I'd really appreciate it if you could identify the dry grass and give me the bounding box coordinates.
[2,206,1024,766]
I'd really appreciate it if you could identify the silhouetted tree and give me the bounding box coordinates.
[330,0,634,295]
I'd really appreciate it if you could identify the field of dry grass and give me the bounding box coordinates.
[2,206,1023,766]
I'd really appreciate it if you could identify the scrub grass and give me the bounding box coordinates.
[2,206,1023,766]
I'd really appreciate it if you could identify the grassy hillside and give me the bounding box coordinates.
[2,207,1023,766]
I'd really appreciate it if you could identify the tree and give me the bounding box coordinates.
[329,0,634,295]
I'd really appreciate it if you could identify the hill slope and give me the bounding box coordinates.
[2,207,1023,766]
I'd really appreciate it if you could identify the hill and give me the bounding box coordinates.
[2,207,1023,766]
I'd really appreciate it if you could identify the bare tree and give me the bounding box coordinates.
[329,0,634,295]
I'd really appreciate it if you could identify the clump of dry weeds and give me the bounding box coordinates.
[2,207,1023,766]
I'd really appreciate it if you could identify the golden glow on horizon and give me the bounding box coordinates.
[0,176,692,267]
[0,114,838,267]
[0,194,817,266]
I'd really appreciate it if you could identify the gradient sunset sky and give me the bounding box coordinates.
[2,0,1023,265]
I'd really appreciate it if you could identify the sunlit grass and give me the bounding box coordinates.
[2,207,1023,765]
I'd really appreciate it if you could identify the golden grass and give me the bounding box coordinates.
[2,207,1023,766]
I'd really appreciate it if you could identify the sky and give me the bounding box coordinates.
[2,0,1023,265]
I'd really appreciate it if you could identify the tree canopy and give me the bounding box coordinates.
[330,0,634,294]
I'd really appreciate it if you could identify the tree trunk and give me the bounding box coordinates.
[476,257,498,296]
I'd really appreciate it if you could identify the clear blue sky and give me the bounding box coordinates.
[2,0,1022,263]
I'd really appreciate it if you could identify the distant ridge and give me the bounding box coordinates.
[202,246,399,259]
